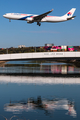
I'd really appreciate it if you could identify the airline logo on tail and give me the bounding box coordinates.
[67,12,72,16]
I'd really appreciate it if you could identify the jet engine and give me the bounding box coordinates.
[27,17,33,23]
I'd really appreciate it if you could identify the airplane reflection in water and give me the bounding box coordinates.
[4,96,77,118]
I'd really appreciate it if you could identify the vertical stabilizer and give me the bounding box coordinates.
[63,8,76,18]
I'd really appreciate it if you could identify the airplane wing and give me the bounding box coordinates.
[33,9,53,21]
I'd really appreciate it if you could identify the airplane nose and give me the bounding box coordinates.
[3,14,7,18]
[3,15,5,17]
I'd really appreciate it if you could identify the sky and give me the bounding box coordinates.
[0,0,80,48]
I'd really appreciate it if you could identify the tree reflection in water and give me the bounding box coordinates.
[4,96,77,118]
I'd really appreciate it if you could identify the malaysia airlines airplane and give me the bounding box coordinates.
[3,8,76,26]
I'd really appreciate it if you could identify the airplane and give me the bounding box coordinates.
[3,8,76,26]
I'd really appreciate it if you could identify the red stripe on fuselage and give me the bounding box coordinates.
[30,16,34,18]
[47,16,56,17]
[21,14,27,16]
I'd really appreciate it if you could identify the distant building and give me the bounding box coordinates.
[18,45,26,48]
[45,43,54,46]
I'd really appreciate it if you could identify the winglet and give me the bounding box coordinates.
[51,9,53,12]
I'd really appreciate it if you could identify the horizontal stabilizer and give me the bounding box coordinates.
[67,16,76,20]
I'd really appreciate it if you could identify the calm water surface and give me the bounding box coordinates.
[0,61,80,120]
[0,60,80,74]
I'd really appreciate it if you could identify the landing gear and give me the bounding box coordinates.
[37,22,41,26]
[9,19,11,22]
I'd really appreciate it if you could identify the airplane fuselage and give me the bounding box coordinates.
[3,8,76,26]
[3,13,67,23]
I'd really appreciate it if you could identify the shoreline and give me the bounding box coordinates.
[0,73,80,77]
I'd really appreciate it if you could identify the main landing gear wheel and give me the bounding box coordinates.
[37,22,41,26]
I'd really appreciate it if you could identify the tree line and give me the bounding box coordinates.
[0,47,47,54]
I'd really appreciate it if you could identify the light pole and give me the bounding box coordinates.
[6,48,8,54]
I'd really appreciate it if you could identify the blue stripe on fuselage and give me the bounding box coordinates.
[18,16,33,20]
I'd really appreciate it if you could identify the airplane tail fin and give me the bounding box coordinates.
[62,8,76,19]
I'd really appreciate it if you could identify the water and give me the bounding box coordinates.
[0,60,80,120]
[0,60,80,75]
